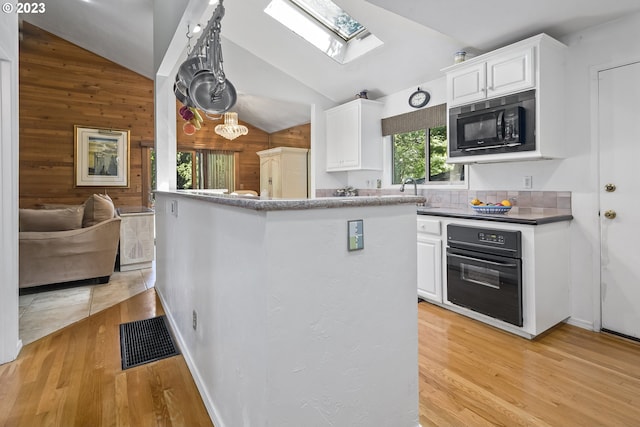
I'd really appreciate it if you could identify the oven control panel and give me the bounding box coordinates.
[447,224,521,258]
[478,232,505,244]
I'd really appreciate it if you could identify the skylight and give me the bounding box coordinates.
[290,0,365,41]
[265,0,383,64]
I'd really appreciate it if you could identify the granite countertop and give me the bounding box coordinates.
[156,190,425,211]
[416,206,573,225]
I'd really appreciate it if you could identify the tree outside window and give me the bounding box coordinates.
[392,126,465,185]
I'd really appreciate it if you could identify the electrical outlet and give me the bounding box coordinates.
[522,176,532,189]
[192,309,197,330]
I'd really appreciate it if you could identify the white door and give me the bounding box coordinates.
[599,61,640,339]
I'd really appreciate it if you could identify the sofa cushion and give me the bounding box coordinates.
[19,206,85,232]
[83,194,115,227]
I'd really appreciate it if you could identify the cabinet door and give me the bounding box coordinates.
[270,156,282,198]
[260,156,273,196]
[417,235,442,303]
[486,46,534,97]
[447,62,486,106]
[326,103,360,170]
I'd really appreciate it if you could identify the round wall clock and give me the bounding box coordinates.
[408,88,430,108]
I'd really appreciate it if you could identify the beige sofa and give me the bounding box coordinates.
[19,194,121,288]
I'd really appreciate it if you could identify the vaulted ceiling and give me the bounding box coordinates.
[23,0,640,132]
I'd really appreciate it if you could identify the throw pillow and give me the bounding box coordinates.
[19,206,85,232]
[82,194,115,227]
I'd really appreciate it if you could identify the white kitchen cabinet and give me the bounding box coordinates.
[257,147,308,199]
[417,218,442,303]
[444,33,567,163]
[117,207,155,271]
[445,39,541,107]
[486,46,534,98]
[446,62,487,106]
[325,99,383,171]
[423,215,571,339]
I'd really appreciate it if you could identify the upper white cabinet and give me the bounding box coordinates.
[444,34,562,108]
[325,99,383,171]
[446,62,487,106]
[486,46,534,98]
[443,33,567,163]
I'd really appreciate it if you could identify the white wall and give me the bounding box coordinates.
[155,193,419,426]
[0,11,21,364]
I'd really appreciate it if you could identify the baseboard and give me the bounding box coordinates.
[565,317,594,331]
[155,288,225,427]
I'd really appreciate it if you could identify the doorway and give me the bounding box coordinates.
[598,60,640,340]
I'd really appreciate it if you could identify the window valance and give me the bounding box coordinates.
[381,103,447,136]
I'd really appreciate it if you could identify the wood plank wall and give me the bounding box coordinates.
[268,123,311,150]
[19,23,313,206]
[19,23,154,209]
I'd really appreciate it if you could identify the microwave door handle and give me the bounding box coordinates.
[497,110,504,140]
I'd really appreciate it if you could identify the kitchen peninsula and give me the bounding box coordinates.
[154,191,424,427]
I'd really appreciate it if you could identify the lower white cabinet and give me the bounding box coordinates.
[117,207,155,271]
[257,147,308,199]
[417,218,442,303]
[416,214,571,339]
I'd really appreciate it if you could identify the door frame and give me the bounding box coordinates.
[590,56,640,331]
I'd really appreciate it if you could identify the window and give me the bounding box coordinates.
[383,103,466,187]
[265,0,383,64]
[392,126,465,185]
[176,150,235,191]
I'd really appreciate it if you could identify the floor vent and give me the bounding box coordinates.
[120,315,180,370]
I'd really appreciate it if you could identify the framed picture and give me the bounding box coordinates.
[74,126,130,187]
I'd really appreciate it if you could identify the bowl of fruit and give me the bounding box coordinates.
[469,198,512,214]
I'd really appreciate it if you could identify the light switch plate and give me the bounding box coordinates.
[348,219,364,251]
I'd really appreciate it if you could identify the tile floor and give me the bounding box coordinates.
[19,265,156,345]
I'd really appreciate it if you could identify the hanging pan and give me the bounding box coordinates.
[174,75,194,107]
[177,55,210,87]
[189,16,237,114]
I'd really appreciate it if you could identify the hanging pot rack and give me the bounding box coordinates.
[175,0,237,115]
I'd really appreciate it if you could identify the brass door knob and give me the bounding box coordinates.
[604,210,617,219]
[604,183,616,192]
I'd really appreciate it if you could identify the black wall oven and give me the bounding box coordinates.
[449,89,536,158]
[446,224,523,326]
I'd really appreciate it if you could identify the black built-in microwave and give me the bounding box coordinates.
[449,90,536,158]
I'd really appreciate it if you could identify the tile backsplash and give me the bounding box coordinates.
[316,188,571,212]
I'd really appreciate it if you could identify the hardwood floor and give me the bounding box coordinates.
[418,301,640,426]
[3,291,640,426]
[0,289,213,427]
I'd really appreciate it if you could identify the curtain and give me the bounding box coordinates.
[197,150,235,191]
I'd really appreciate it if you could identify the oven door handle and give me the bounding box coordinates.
[447,252,519,268]
[448,239,520,255]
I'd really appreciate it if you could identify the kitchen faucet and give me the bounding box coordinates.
[400,177,418,196]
